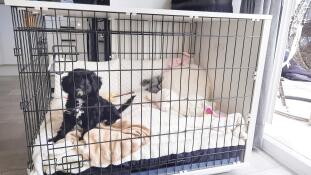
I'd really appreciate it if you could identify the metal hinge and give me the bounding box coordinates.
[20,101,29,111]
[13,48,22,56]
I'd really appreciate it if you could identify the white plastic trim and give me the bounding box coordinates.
[244,18,272,162]
[4,0,271,20]
[181,163,245,175]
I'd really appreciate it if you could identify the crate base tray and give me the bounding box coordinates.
[51,145,245,175]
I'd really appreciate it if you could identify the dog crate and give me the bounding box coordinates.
[6,0,271,174]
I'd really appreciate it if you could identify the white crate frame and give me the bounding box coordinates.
[4,0,272,174]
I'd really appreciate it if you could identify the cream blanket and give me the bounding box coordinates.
[66,120,150,167]
[31,99,150,175]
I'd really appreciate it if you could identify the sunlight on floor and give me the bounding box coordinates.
[276,79,311,121]
[266,113,311,161]
[220,148,293,175]
[269,78,311,161]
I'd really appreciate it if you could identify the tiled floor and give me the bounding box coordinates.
[270,78,311,161]
[266,114,311,161]
[0,76,295,175]
[220,148,295,175]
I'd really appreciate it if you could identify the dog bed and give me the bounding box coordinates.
[28,58,247,174]
[30,91,246,175]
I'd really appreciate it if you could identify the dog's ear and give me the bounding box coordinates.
[61,73,73,94]
[89,72,102,93]
[141,79,150,86]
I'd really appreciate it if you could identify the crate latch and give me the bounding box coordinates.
[20,100,29,111]
[14,48,22,56]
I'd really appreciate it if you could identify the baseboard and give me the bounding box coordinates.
[262,135,311,175]
[0,65,18,76]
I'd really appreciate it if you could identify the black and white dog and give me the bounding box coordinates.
[49,69,135,142]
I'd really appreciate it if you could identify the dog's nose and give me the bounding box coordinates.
[76,89,84,96]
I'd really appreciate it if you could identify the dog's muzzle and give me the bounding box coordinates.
[76,89,84,97]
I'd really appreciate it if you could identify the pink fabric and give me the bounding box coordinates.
[166,52,191,69]
[204,106,225,118]
[205,106,214,114]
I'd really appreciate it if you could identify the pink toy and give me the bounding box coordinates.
[204,106,216,115]
[204,106,226,117]
[166,52,191,69]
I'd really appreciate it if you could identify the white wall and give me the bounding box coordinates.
[0,5,16,65]
[0,5,17,76]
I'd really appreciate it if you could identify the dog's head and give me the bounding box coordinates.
[62,69,102,97]
[141,76,162,93]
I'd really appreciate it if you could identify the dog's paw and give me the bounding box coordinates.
[103,119,111,125]
[47,138,55,143]
[104,118,118,126]
[48,136,62,143]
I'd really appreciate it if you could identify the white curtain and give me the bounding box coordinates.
[240,0,285,147]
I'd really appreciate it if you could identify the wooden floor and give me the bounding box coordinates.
[0,77,27,175]
[0,76,295,175]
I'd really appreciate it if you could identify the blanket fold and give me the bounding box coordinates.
[79,120,150,167]
[41,119,150,174]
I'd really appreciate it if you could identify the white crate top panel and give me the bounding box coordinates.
[5,0,272,20]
